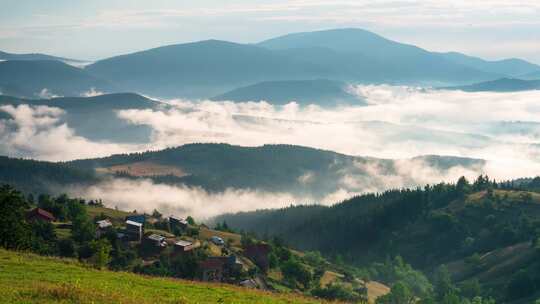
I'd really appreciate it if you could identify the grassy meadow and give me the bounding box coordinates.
[0,249,330,304]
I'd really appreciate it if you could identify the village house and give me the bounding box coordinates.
[26,208,55,222]
[173,240,200,255]
[239,279,258,289]
[169,215,188,234]
[125,220,143,242]
[200,255,242,282]
[144,234,167,248]
[125,214,145,225]
[200,258,225,282]
[95,219,113,238]
[244,244,271,273]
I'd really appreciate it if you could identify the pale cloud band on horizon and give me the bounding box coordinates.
[0,0,539,63]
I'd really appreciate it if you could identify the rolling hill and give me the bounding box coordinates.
[521,70,540,80]
[86,40,329,98]
[257,28,497,85]
[0,60,115,98]
[84,28,540,99]
[4,29,538,99]
[0,93,158,142]
[216,182,540,302]
[68,143,485,198]
[0,249,324,304]
[0,156,98,194]
[0,50,85,64]
[211,79,365,106]
[0,143,485,199]
[436,52,540,77]
[443,78,540,92]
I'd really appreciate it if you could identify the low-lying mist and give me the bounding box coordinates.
[65,156,481,220]
[2,85,540,217]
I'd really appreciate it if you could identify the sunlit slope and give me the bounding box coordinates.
[0,249,327,304]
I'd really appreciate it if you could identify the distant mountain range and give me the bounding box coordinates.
[2,28,540,100]
[522,70,540,80]
[85,40,330,98]
[0,93,158,142]
[0,50,85,64]
[0,60,115,98]
[211,79,365,106]
[435,52,540,77]
[444,78,540,92]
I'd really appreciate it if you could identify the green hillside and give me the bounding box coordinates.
[68,143,484,198]
[0,249,325,304]
[0,156,97,194]
[217,177,540,303]
[0,144,485,198]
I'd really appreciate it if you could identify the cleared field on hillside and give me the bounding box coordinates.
[96,161,187,177]
[87,205,132,223]
[0,249,329,304]
[200,227,242,247]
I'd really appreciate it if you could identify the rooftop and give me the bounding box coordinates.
[147,234,165,242]
[28,208,55,221]
[175,240,193,247]
[126,220,143,227]
[170,216,188,225]
[96,219,112,229]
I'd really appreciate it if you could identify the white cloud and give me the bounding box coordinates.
[4,86,540,214]
[0,104,142,161]
[37,88,61,99]
[115,86,540,181]
[81,87,104,97]
[67,178,315,220]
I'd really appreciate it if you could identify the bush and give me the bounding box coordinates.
[0,185,31,250]
[376,281,415,304]
[303,251,325,267]
[281,258,312,289]
[312,283,362,302]
[89,239,112,269]
[57,239,76,257]
[506,269,537,300]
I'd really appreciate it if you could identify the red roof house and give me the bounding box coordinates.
[26,208,55,222]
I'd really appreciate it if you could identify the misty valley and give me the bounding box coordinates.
[2,19,540,304]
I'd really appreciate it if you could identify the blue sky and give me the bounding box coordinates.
[1,0,539,63]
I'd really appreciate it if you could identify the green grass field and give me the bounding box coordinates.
[0,249,329,304]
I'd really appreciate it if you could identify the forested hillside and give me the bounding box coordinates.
[0,156,97,194]
[0,144,484,198]
[69,143,484,197]
[217,176,540,302]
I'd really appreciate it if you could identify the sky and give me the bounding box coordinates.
[0,0,539,63]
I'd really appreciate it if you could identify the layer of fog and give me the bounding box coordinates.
[3,86,540,217]
[115,87,540,180]
[0,104,142,160]
[66,156,482,220]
